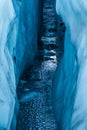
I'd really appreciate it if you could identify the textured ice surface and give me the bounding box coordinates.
[0,0,39,129]
[53,0,87,129]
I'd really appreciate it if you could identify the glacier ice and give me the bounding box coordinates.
[53,0,87,129]
[0,0,40,129]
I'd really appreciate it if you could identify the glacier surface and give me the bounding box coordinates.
[53,0,87,129]
[0,0,40,129]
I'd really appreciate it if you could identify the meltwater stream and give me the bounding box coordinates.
[16,0,64,129]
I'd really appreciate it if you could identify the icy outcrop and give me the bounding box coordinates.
[53,0,87,129]
[0,0,40,129]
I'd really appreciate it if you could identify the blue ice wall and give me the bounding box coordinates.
[16,0,40,81]
[53,0,87,129]
[0,0,40,129]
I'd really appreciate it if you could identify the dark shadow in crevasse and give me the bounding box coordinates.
[16,0,65,129]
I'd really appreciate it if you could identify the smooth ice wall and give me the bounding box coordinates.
[53,0,87,129]
[16,0,40,82]
[0,0,40,129]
